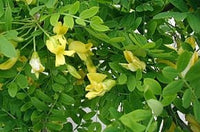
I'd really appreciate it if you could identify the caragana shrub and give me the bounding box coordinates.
[0,0,200,131]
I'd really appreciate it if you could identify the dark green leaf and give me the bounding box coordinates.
[187,13,200,33]
[30,6,44,16]
[193,99,200,122]
[0,0,4,17]
[60,93,75,105]
[186,60,200,82]
[16,74,28,89]
[168,0,188,12]
[162,66,178,80]
[47,122,63,131]
[36,90,52,102]
[52,83,64,92]
[7,82,18,98]
[154,12,187,21]
[5,3,12,30]
[20,102,32,112]
[31,97,48,111]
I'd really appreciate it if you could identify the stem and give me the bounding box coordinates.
[33,27,37,51]
[61,13,91,23]
[1,108,16,120]
[36,22,50,38]
[183,79,198,101]
[145,116,154,132]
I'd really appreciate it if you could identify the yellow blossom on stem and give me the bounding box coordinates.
[53,22,68,35]
[85,73,116,99]
[46,35,75,67]
[120,50,146,72]
[29,51,45,79]
[69,41,96,73]
[181,52,198,77]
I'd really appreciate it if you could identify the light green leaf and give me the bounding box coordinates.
[120,109,151,122]
[182,89,192,108]
[75,18,86,26]
[117,74,127,85]
[66,64,81,79]
[147,99,163,116]
[163,80,184,96]
[47,122,63,131]
[30,6,44,16]
[177,51,192,72]
[45,0,57,8]
[69,1,80,14]
[109,37,125,43]
[144,78,161,95]
[162,66,178,80]
[136,3,153,12]
[161,94,176,106]
[64,15,74,29]
[79,6,99,19]
[50,13,60,26]
[0,36,17,57]
[186,60,200,82]
[7,82,18,98]
[127,75,136,92]
[90,22,109,32]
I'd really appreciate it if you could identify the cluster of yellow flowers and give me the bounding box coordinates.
[29,22,116,99]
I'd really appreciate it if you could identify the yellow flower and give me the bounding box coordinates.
[53,22,68,35]
[46,35,75,67]
[29,51,45,78]
[85,73,116,99]
[181,52,198,77]
[25,0,36,5]
[120,50,146,72]
[185,36,196,49]
[69,41,96,73]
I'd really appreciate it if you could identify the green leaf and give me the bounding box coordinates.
[0,36,17,58]
[168,0,188,12]
[147,20,157,36]
[31,97,48,111]
[153,12,187,21]
[64,15,74,29]
[54,75,68,84]
[45,0,57,8]
[182,89,192,108]
[5,3,12,30]
[193,99,200,122]
[136,70,142,80]
[52,83,64,92]
[16,74,28,89]
[163,80,184,96]
[162,66,178,80]
[47,122,63,131]
[161,94,176,106]
[69,1,80,14]
[50,13,60,26]
[117,74,127,85]
[83,112,96,121]
[120,109,151,122]
[0,0,4,17]
[127,75,136,92]
[20,102,32,112]
[109,37,125,43]
[75,18,86,26]
[186,60,200,82]
[147,99,163,116]
[177,51,192,72]
[66,64,81,79]
[79,7,99,19]
[29,6,44,16]
[90,23,109,32]
[60,93,75,105]
[36,90,52,103]
[144,78,161,95]
[136,3,153,12]
[187,13,200,33]
[7,82,18,98]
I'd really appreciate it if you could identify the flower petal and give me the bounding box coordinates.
[55,54,65,67]
[53,22,68,35]
[87,73,107,83]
